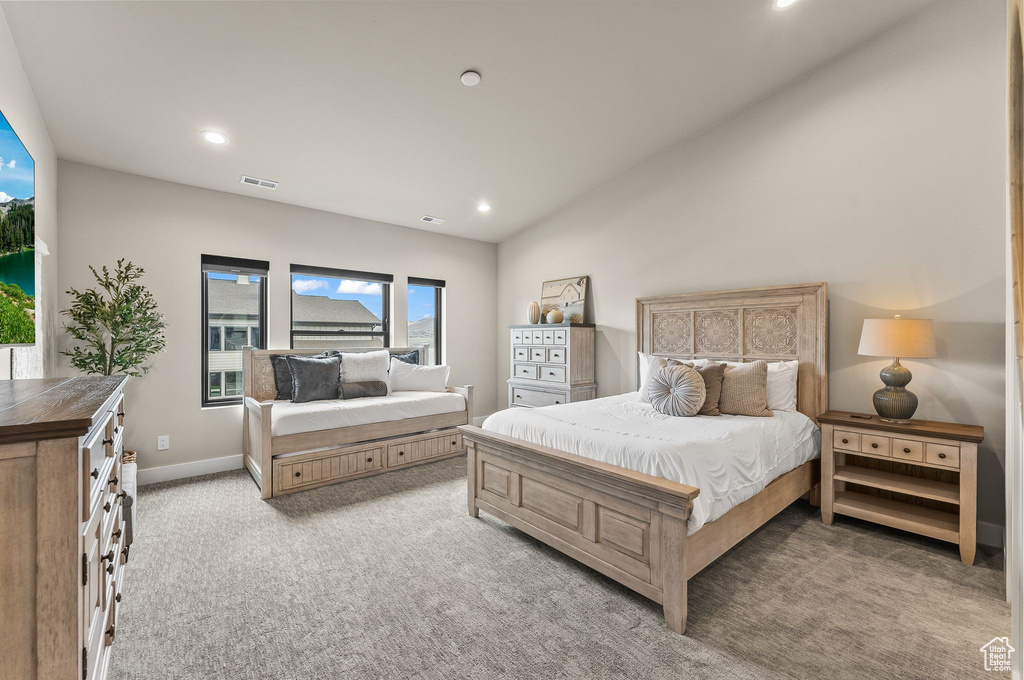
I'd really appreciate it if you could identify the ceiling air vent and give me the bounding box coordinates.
[420,215,445,225]
[240,175,279,190]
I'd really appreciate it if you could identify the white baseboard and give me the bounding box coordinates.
[978,521,1004,549]
[137,454,243,486]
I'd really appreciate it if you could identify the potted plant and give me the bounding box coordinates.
[61,259,166,377]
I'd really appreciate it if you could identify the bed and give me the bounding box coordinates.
[459,282,828,634]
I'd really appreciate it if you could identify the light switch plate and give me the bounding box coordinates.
[157,435,170,451]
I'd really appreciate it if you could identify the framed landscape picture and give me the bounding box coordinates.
[541,275,588,324]
[0,109,35,346]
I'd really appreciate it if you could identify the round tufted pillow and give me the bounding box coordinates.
[648,365,707,417]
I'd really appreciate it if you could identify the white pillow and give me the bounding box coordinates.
[638,352,709,401]
[721,359,798,412]
[389,358,450,392]
[341,350,391,394]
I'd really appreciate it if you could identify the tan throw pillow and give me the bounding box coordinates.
[718,360,773,417]
[683,362,726,416]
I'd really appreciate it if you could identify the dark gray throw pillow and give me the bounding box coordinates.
[270,354,296,400]
[391,350,420,365]
[286,355,341,403]
[338,381,389,400]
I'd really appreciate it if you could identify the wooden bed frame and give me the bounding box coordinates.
[460,282,828,634]
[242,347,473,500]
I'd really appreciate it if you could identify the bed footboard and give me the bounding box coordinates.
[460,425,699,634]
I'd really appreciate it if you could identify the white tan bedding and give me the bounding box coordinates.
[482,392,820,534]
[270,391,466,436]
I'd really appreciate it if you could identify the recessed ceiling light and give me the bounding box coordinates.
[461,70,482,87]
[201,130,228,144]
[773,0,799,9]
[477,202,491,213]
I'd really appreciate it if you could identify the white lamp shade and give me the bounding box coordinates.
[858,317,936,358]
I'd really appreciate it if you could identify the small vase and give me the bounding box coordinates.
[546,309,564,324]
[527,301,541,324]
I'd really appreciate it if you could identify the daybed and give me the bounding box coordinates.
[242,347,473,499]
[460,282,827,635]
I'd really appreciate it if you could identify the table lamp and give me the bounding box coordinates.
[857,315,936,423]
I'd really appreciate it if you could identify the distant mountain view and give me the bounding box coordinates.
[0,196,34,215]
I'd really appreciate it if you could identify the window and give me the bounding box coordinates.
[408,277,444,364]
[290,264,391,350]
[202,254,269,407]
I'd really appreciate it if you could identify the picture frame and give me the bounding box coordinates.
[541,275,588,324]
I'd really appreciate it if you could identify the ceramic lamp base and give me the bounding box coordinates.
[872,359,918,423]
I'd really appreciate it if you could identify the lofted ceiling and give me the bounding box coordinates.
[2,0,934,242]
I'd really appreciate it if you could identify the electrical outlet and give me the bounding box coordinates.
[157,435,170,451]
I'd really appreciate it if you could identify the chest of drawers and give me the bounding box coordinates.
[0,376,129,680]
[818,410,983,565]
[507,324,596,408]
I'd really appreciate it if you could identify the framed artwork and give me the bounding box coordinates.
[0,109,35,346]
[541,275,588,324]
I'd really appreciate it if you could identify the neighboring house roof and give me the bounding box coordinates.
[290,292,381,326]
[208,277,260,316]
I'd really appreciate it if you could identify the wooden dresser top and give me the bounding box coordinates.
[818,410,984,443]
[0,376,127,444]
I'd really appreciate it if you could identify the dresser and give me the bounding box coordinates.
[818,410,983,565]
[0,376,129,680]
[507,324,596,408]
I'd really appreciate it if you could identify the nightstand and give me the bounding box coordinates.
[817,410,984,565]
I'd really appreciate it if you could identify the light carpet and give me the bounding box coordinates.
[110,457,1008,680]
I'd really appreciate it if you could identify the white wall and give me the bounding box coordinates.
[497,1,1007,532]
[0,6,58,378]
[57,161,498,473]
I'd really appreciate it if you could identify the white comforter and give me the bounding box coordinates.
[482,392,820,534]
[270,391,466,436]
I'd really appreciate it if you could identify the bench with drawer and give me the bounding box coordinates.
[507,324,596,409]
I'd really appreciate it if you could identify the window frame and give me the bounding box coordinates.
[289,264,392,349]
[408,276,444,365]
[201,254,269,408]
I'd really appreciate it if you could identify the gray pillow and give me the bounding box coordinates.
[338,381,389,400]
[391,350,420,365]
[270,354,296,400]
[648,365,706,417]
[286,355,341,403]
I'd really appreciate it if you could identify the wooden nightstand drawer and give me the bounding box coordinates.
[833,430,860,451]
[861,434,890,456]
[892,438,924,462]
[926,443,959,468]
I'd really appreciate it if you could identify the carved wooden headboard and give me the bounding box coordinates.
[636,282,828,423]
[243,346,427,402]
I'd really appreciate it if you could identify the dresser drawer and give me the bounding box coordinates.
[547,347,566,364]
[512,387,566,407]
[82,410,117,517]
[513,346,529,361]
[554,329,567,345]
[530,347,546,362]
[892,438,924,462]
[524,330,540,344]
[542,330,555,345]
[514,363,538,380]
[926,443,960,468]
[511,329,524,344]
[860,434,890,456]
[833,430,860,452]
[387,432,464,467]
[539,365,566,383]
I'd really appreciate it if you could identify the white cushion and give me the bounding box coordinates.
[389,358,450,392]
[341,350,391,394]
[721,359,798,412]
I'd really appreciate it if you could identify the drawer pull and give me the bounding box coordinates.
[105,625,115,642]
[555,401,561,404]
[516,395,522,400]
[938,452,947,459]
[115,593,122,603]
[116,491,127,502]
[104,502,112,512]
[91,468,100,479]
[548,372,555,376]
[452,440,457,445]
[102,438,114,446]
[106,564,114,575]
[121,547,129,559]
[295,471,301,477]
[112,529,122,539]
[114,426,120,434]
[100,550,114,563]
[109,476,119,486]
[117,411,125,418]
[366,457,373,463]
[871,443,879,449]
[842,439,849,444]
[398,451,405,456]
[903,447,911,453]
